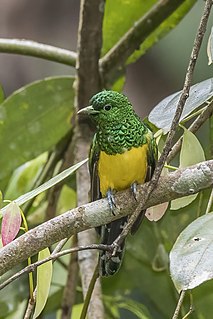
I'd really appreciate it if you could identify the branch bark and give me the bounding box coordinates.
[0,38,77,66]
[0,160,212,277]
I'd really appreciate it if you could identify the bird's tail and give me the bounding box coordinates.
[99,216,128,277]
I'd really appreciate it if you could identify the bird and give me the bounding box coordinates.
[78,90,157,276]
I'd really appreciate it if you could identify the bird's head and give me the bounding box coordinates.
[78,90,133,126]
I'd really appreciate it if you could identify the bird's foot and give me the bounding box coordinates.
[131,182,138,201]
[106,189,116,216]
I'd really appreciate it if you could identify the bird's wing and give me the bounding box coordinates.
[131,130,157,234]
[89,133,101,202]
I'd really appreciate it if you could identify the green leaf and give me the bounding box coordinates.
[0,76,75,189]
[1,202,22,246]
[117,297,152,319]
[207,26,213,65]
[149,78,213,133]
[33,248,52,319]
[179,127,205,168]
[171,128,205,210]
[102,0,196,64]
[5,153,47,200]
[2,158,87,211]
[127,0,196,65]
[170,212,213,292]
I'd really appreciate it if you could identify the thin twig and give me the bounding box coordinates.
[24,290,36,319]
[0,244,109,291]
[167,100,213,163]
[172,290,186,319]
[111,0,213,249]
[0,38,77,66]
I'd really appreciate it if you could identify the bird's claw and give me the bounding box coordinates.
[131,182,138,201]
[106,189,116,216]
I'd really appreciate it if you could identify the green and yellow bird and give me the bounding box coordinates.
[79,90,157,276]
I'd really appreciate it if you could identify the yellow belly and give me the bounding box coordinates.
[98,145,148,196]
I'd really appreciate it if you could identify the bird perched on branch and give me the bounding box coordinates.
[78,90,157,276]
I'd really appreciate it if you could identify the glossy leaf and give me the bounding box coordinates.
[207,26,213,65]
[33,248,52,319]
[0,76,75,189]
[149,78,213,133]
[171,128,205,210]
[170,212,213,292]
[102,0,196,65]
[2,158,87,213]
[1,202,22,246]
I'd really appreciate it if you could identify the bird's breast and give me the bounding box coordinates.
[98,145,148,196]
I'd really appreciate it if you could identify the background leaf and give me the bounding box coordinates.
[5,153,47,200]
[170,212,213,292]
[148,78,213,133]
[0,76,75,190]
[1,202,22,246]
[171,127,205,210]
[102,0,196,65]
[2,158,87,211]
[33,248,52,319]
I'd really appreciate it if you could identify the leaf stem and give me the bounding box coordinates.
[20,209,34,299]
[180,105,207,124]
[172,290,186,319]
[164,164,178,171]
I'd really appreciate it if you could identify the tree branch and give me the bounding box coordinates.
[0,38,77,66]
[0,160,212,277]
[100,0,189,81]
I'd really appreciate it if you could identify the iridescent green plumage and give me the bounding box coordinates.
[80,90,157,276]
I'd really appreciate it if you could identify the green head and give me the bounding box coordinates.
[78,90,134,127]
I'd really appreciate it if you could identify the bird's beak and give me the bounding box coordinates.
[77,105,99,116]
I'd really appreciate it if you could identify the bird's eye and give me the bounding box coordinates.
[104,104,112,111]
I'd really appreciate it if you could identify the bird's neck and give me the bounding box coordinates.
[97,114,148,155]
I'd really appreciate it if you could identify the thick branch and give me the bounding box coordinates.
[0,160,212,277]
[75,1,105,318]
[100,0,188,78]
[0,38,77,66]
